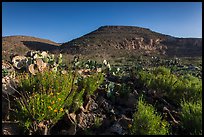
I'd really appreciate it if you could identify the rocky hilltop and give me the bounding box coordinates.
[60,26,202,57]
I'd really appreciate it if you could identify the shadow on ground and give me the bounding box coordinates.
[22,41,60,53]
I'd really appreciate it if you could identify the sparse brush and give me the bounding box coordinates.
[130,96,170,135]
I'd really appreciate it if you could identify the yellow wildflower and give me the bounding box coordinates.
[128,124,132,129]
[58,98,62,101]
[54,109,58,113]
[51,101,55,104]
[48,106,52,110]
[50,92,54,96]
[57,93,60,95]
[60,108,64,112]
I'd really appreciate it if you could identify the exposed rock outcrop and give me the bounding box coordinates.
[60,26,202,57]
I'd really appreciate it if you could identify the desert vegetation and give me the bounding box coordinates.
[2,50,202,135]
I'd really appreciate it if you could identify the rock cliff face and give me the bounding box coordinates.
[60,26,202,57]
[163,38,202,57]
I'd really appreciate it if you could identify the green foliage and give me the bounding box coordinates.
[83,72,104,96]
[15,70,75,133]
[180,100,202,135]
[93,116,103,128]
[2,68,9,77]
[131,98,169,135]
[15,69,104,134]
[152,66,170,75]
[77,72,104,97]
[72,57,102,70]
[130,96,170,135]
[57,54,63,65]
[137,66,202,104]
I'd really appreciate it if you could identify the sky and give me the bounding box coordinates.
[2,2,202,43]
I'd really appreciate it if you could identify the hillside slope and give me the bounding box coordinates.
[2,35,60,61]
[60,26,202,58]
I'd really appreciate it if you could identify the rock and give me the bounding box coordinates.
[59,125,76,135]
[84,97,98,112]
[2,123,21,135]
[97,96,114,113]
[2,60,15,78]
[76,111,96,129]
[12,55,28,69]
[115,93,138,108]
[64,124,76,135]
[109,122,123,135]
[118,115,132,130]
[50,118,77,135]
[2,76,17,95]
[69,112,77,124]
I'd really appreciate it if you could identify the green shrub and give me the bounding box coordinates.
[152,66,171,75]
[15,70,76,134]
[15,70,104,134]
[130,96,170,135]
[137,67,202,105]
[180,100,202,135]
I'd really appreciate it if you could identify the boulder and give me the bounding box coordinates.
[12,55,28,69]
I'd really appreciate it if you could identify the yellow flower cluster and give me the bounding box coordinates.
[60,108,64,112]
[54,109,58,113]
[51,101,55,104]
[48,106,53,110]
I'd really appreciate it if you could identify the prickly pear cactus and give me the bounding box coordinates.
[12,55,28,70]
[9,50,64,75]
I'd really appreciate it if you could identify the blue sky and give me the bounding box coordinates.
[2,2,202,43]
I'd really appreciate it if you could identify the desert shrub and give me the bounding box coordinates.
[180,100,202,135]
[15,70,76,134]
[130,96,170,135]
[14,69,104,134]
[173,74,202,103]
[152,66,170,75]
[71,72,104,112]
[137,67,202,105]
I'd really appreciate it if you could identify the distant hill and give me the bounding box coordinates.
[2,26,202,61]
[2,35,60,61]
[60,26,202,58]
